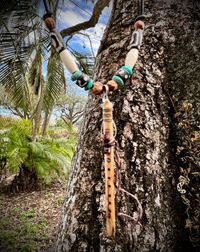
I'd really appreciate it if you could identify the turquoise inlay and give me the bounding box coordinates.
[103,114,112,117]
[103,119,113,122]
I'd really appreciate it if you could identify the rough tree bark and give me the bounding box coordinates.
[57,0,200,251]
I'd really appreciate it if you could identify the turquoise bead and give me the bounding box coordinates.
[112,75,124,86]
[71,70,82,81]
[122,65,133,75]
[85,80,93,90]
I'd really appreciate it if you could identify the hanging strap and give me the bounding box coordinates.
[139,0,144,16]
[135,0,145,22]
[43,0,54,23]
[43,0,51,14]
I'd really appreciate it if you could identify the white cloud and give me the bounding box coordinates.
[69,29,102,56]
[62,1,76,10]
[58,9,86,27]
[57,2,110,55]
[85,23,106,54]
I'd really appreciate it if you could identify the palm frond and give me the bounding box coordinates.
[6,119,31,173]
[0,0,50,111]
[27,47,43,96]
[43,52,66,113]
[28,138,72,176]
[70,49,95,76]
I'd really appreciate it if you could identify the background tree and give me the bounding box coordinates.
[55,87,87,126]
[56,0,200,251]
[0,0,110,191]
[0,0,66,139]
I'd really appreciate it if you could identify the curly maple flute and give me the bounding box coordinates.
[102,91,115,237]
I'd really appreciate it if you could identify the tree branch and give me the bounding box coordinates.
[60,0,111,38]
[77,32,95,58]
[61,115,70,124]
[72,111,84,124]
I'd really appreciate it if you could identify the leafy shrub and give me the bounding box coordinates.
[0,116,18,130]
[4,119,76,184]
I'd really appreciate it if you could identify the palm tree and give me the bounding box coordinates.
[5,119,75,192]
[0,0,96,139]
[0,0,97,190]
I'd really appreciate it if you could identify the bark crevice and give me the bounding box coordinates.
[57,0,200,251]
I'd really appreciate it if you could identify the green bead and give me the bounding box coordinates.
[85,80,93,90]
[71,70,82,81]
[112,75,124,86]
[122,65,133,75]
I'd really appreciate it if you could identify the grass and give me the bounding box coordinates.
[0,194,5,203]
[0,216,52,251]
[19,209,36,220]
[56,196,64,205]
[0,230,19,251]
[12,207,21,214]
[0,183,65,251]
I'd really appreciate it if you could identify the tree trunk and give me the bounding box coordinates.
[42,110,52,137]
[57,0,200,251]
[10,165,38,193]
[33,79,45,141]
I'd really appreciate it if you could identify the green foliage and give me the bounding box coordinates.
[0,194,5,204]
[0,116,18,130]
[0,230,19,251]
[0,1,43,113]
[5,119,76,184]
[54,118,67,128]
[0,0,89,189]
[20,209,36,220]
[20,243,36,252]
[12,207,21,214]
[20,222,40,238]
[0,0,66,136]
[0,178,67,251]
[6,119,31,174]
[0,219,49,252]
[0,217,10,228]
[39,217,49,228]
[43,52,66,114]
[56,196,65,205]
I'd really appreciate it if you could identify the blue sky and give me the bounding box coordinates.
[50,0,112,119]
[57,0,111,55]
[44,0,112,96]
[0,1,112,117]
